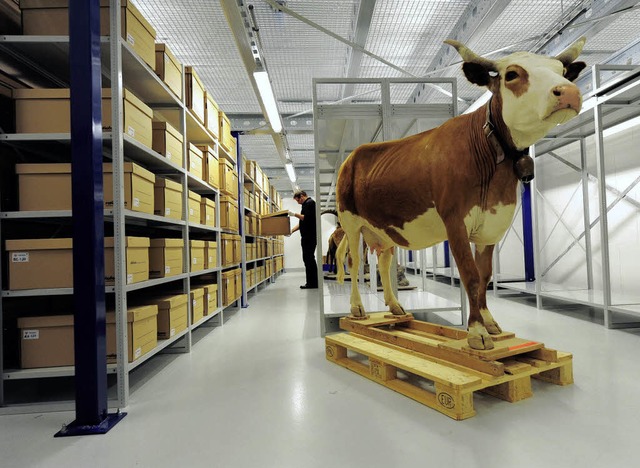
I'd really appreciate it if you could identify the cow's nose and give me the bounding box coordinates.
[551,84,582,112]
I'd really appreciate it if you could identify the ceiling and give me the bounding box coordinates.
[134,0,640,207]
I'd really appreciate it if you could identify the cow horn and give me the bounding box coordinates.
[554,36,587,66]
[444,39,497,70]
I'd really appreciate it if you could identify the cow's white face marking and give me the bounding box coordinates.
[497,52,581,149]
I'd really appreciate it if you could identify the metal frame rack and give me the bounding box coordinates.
[313,77,466,335]
[494,64,640,329]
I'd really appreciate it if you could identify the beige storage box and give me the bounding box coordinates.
[218,158,238,198]
[200,197,216,228]
[153,177,183,221]
[218,110,233,153]
[221,234,235,267]
[221,270,235,307]
[203,284,218,316]
[261,210,292,236]
[106,304,159,362]
[185,66,205,124]
[104,236,150,285]
[155,43,183,100]
[152,120,184,168]
[197,145,219,189]
[190,287,205,325]
[190,239,205,272]
[205,241,217,269]
[6,238,73,290]
[149,238,183,278]
[148,294,188,339]
[187,143,204,180]
[21,0,157,68]
[16,163,73,211]
[204,92,219,139]
[233,268,242,301]
[104,162,156,215]
[232,235,242,264]
[188,190,202,225]
[220,196,239,232]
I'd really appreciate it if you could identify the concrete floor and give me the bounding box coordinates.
[1,271,639,468]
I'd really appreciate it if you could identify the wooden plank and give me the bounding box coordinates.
[526,347,559,362]
[398,319,469,340]
[482,375,533,402]
[326,333,481,389]
[339,320,505,377]
[439,336,544,361]
[339,312,414,328]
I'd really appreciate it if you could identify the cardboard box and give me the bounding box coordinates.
[154,177,183,220]
[105,236,150,285]
[261,210,292,236]
[190,287,205,324]
[6,238,73,290]
[200,197,216,227]
[188,143,204,180]
[190,239,205,272]
[14,88,153,148]
[218,157,238,198]
[220,196,239,232]
[188,190,202,225]
[203,284,218,316]
[152,120,184,167]
[204,92,219,139]
[221,270,235,307]
[155,43,183,100]
[234,268,242,301]
[218,110,233,153]
[148,294,188,339]
[185,66,205,124]
[205,241,217,269]
[149,238,183,278]
[197,145,219,189]
[104,162,156,215]
[21,0,157,68]
[221,234,234,267]
[106,304,158,362]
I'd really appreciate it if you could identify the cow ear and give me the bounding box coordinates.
[462,62,493,87]
[563,61,586,82]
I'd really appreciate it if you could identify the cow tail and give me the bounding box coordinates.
[335,235,349,284]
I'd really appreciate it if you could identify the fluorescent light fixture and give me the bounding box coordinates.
[253,70,283,133]
[285,162,296,182]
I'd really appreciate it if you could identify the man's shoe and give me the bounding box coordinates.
[300,284,318,289]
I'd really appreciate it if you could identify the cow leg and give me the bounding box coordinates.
[444,222,494,350]
[475,244,502,335]
[343,229,366,318]
[378,247,405,315]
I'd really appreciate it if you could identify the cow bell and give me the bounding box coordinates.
[514,155,535,182]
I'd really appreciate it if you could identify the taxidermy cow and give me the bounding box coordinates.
[335,37,587,350]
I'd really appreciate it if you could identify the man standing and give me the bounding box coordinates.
[291,191,318,289]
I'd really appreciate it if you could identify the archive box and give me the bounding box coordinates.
[200,197,216,228]
[188,190,202,225]
[205,241,218,269]
[103,162,156,215]
[5,238,73,290]
[218,157,238,198]
[188,143,204,180]
[185,66,205,124]
[148,294,188,339]
[152,120,184,168]
[204,92,220,139]
[191,287,205,324]
[149,238,183,278]
[197,144,219,189]
[220,196,239,232]
[204,284,218,316]
[106,304,159,362]
[155,43,183,100]
[104,236,150,285]
[190,240,205,272]
[153,177,183,221]
[260,210,292,236]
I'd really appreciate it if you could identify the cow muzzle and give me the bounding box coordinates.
[549,84,582,115]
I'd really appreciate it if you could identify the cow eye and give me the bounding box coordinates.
[505,70,519,81]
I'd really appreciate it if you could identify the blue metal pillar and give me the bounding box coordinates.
[443,241,450,268]
[521,183,535,282]
[55,0,125,436]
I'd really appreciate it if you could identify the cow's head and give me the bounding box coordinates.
[446,38,587,149]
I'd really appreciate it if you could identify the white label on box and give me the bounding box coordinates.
[133,197,140,208]
[167,151,172,160]
[206,214,210,221]
[23,330,39,340]
[209,256,213,263]
[170,328,176,337]
[190,208,194,215]
[128,126,135,137]
[192,299,196,308]
[12,252,29,263]
[127,274,133,284]
[127,33,135,45]
[165,208,171,216]
[135,347,142,359]
[165,266,171,274]
[206,293,210,303]
[191,160,196,169]
[193,258,198,264]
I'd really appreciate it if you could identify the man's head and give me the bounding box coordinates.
[294,190,308,205]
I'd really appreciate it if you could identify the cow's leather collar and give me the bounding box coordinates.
[483,98,534,182]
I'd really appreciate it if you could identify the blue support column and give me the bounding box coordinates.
[521,183,535,282]
[55,0,125,437]
[443,241,450,268]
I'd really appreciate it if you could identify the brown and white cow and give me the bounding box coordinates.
[335,38,587,350]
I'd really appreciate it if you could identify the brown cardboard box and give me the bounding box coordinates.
[187,143,204,180]
[149,238,183,278]
[148,294,188,339]
[190,239,205,272]
[153,177,182,220]
[261,210,292,236]
[104,236,150,285]
[205,241,217,269]
[188,190,202,225]
[218,157,238,198]
[106,304,158,362]
[221,270,235,307]
[234,268,242,301]
[220,196,239,232]
[190,287,205,324]
[6,238,73,290]
[155,43,182,100]
[200,197,216,227]
[232,235,242,264]
[104,162,156,215]
[204,92,219,139]
[114,89,154,148]
[197,145,219,189]
[21,0,157,68]
[185,66,205,124]
[152,120,184,168]
[221,234,234,267]
[203,284,218,316]
[218,110,233,153]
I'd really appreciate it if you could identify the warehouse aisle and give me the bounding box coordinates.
[1,271,639,468]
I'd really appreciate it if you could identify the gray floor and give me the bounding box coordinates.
[1,271,639,468]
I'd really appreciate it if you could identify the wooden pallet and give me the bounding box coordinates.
[325,312,573,420]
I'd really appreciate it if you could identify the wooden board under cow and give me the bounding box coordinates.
[335,37,587,350]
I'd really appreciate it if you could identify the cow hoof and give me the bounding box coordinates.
[485,321,502,335]
[389,303,406,316]
[467,324,494,350]
[348,305,368,320]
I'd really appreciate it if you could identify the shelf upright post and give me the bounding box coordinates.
[233,131,248,308]
[180,65,192,352]
[54,0,125,436]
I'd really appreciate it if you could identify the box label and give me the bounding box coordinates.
[193,299,197,308]
[165,208,171,216]
[127,33,135,45]
[128,126,135,137]
[133,197,140,208]
[127,274,133,284]
[209,256,213,263]
[165,266,171,274]
[135,347,142,359]
[193,258,198,264]
[23,330,39,340]
[190,208,194,215]
[170,328,175,337]
[166,151,172,160]
[12,252,29,263]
